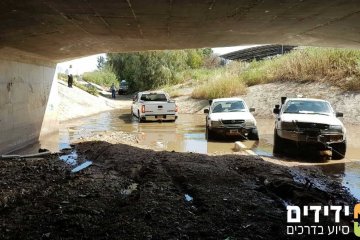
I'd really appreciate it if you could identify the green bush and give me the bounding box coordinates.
[82,70,118,87]
[58,72,67,81]
[106,48,212,91]
[74,82,99,96]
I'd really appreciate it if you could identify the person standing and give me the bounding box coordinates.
[65,65,74,88]
[111,83,116,99]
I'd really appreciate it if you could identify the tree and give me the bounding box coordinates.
[106,48,211,91]
[97,56,106,70]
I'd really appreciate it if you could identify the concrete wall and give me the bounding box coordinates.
[0,58,58,154]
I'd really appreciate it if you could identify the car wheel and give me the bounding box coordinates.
[206,126,215,140]
[331,141,346,160]
[138,111,143,123]
[248,128,259,141]
[273,129,284,154]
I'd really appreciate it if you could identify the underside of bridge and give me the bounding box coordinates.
[1,0,360,153]
[2,0,360,62]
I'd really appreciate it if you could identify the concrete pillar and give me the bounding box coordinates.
[0,55,58,154]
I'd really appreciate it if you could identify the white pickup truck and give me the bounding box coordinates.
[273,97,346,159]
[131,91,178,122]
[204,98,259,140]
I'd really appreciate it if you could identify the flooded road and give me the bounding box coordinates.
[27,109,360,199]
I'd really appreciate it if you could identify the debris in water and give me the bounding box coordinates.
[184,194,193,202]
[59,151,78,165]
[71,161,93,173]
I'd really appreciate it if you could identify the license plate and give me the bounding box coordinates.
[306,136,318,142]
[228,129,239,135]
[155,115,166,119]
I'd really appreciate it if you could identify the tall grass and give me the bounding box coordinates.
[191,62,247,99]
[160,85,184,98]
[192,75,247,99]
[242,47,360,90]
[83,70,118,87]
[191,47,360,99]
[174,67,229,85]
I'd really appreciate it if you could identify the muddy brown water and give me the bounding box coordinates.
[19,109,360,199]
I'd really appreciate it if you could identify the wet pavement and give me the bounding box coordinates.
[19,109,360,199]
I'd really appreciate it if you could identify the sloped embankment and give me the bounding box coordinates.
[172,81,360,124]
[57,80,131,122]
[241,82,360,124]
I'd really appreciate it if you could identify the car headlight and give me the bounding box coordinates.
[211,121,223,127]
[329,125,343,132]
[245,119,256,127]
[280,121,296,130]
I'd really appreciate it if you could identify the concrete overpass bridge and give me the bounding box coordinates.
[1,0,360,153]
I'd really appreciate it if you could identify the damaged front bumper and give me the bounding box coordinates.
[278,129,345,147]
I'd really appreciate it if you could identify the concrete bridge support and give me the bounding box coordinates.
[0,55,58,154]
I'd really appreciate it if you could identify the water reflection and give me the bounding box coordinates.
[342,162,360,200]
[32,111,237,155]
[59,151,77,165]
[118,113,237,154]
[18,109,360,200]
[254,118,360,200]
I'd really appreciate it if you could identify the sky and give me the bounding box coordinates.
[57,53,106,75]
[212,45,259,55]
[58,45,258,74]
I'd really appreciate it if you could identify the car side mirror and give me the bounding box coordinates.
[275,104,280,109]
[204,109,209,114]
[273,108,280,114]
[336,112,343,117]
[249,108,255,112]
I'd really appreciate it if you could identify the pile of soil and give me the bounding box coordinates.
[0,141,356,239]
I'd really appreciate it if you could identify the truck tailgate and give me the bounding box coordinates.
[142,101,176,115]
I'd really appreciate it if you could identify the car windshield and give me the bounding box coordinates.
[140,93,167,101]
[283,100,332,115]
[212,101,246,113]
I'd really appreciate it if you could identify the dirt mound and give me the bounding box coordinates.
[1,142,356,239]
